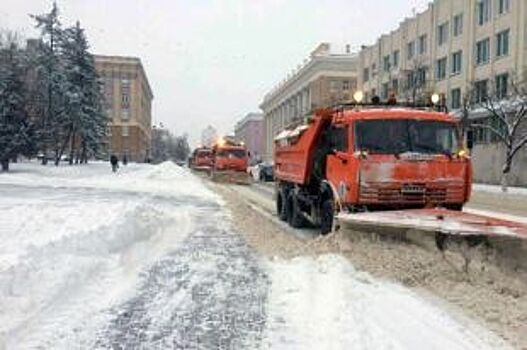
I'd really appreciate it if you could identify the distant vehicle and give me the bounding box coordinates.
[190,147,213,171]
[175,160,186,167]
[36,153,54,161]
[210,138,250,184]
[273,93,473,234]
[60,154,71,162]
[249,162,274,182]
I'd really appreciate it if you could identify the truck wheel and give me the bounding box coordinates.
[277,189,287,221]
[287,192,305,228]
[446,204,463,211]
[320,199,334,235]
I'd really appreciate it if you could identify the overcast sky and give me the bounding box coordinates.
[1,0,429,145]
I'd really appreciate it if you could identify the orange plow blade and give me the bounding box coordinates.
[338,208,527,239]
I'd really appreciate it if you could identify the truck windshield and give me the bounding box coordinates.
[355,119,459,155]
[217,149,246,158]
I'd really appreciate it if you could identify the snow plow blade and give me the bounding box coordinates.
[192,166,212,173]
[210,170,251,185]
[338,208,527,239]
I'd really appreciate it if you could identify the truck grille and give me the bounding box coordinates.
[359,182,464,204]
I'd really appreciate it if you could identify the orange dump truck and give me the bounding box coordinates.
[210,139,250,184]
[190,147,213,171]
[274,105,472,234]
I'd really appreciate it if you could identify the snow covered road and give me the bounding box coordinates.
[0,162,510,349]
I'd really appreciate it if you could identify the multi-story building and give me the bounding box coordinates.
[357,0,527,186]
[358,0,526,108]
[95,55,153,162]
[234,112,264,162]
[260,43,359,160]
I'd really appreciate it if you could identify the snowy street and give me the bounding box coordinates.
[0,162,515,349]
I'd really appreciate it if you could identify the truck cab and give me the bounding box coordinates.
[191,147,213,170]
[324,109,471,211]
[274,104,472,234]
[213,145,248,172]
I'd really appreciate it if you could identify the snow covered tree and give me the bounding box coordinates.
[31,2,67,165]
[0,32,32,171]
[59,21,106,165]
[172,134,191,162]
[471,78,527,191]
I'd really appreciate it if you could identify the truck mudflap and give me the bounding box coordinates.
[338,208,527,239]
[210,170,251,185]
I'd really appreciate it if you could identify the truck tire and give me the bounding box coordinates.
[446,204,463,211]
[277,188,288,221]
[287,192,305,228]
[320,199,334,235]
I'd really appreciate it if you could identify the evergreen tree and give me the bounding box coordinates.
[61,21,106,164]
[0,35,31,171]
[31,2,67,165]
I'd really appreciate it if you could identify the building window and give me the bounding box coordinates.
[417,68,427,87]
[474,80,489,103]
[436,57,447,80]
[453,14,464,37]
[474,124,489,144]
[476,38,490,65]
[363,68,369,82]
[477,0,491,26]
[407,71,416,90]
[381,83,389,99]
[383,55,391,72]
[498,0,510,14]
[121,109,129,121]
[343,80,350,91]
[451,51,463,75]
[106,124,113,136]
[329,80,340,93]
[104,77,113,109]
[392,79,399,94]
[438,22,449,46]
[407,41,415,60]
[122,125,129,137]
[496,73,509,99]
[418,35,427,54]
[496,29,510,57]
[371,63,377,78]
[392,50,400,68]
[121,79,130,108]
[451,88,462,109]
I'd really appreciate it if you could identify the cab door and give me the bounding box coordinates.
[326,125,354,203]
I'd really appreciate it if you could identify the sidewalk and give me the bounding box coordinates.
[468,184,527,218]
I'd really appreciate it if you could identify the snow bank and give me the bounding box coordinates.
[0,161,219,202]
[0,161,219,348]
[264,254,510,350]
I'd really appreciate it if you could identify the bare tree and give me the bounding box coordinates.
[471,79,527,191]
[401,57,433,104]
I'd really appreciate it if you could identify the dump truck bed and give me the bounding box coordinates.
[274,114,331,185]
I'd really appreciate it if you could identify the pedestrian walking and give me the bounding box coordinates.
[110,154,119,173]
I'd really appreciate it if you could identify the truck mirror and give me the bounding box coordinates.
[466,130,474,150]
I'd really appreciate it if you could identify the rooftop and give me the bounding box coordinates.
[262,42,358,105]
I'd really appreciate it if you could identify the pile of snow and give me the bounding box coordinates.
[0,161,219,348]
[0,161,218,202]
[264,255,510,350]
